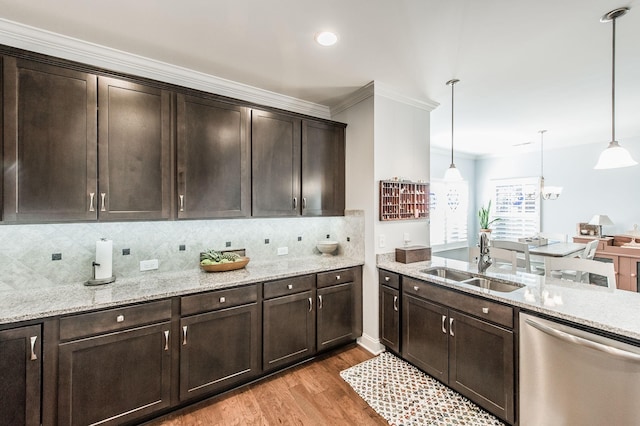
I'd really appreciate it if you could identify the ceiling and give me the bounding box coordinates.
[0,0,638,156]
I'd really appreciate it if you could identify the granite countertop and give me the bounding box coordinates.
[378,256,640,342]
[0,256,363,325]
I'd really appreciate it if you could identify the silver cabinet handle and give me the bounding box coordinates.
[287,284,293,290]
[525,318,640,363]
[413,286,419,291]
[182,325,188,346]
[302,197,307,209]
[336,275,341,280]
[449,317,454,337]
[30,336,38,361]
[318,295,323,309]
[308,297,312,312]
[89,192,95,212]
[293,197,298,210]
[220,297,226,303]
[385,276,390,282]
[179,194,184,212]
[393,295,398,312]
[164,330,169,351]
[100,192,106,211]
[441,315,447,334]
[116,315,125,323]
[482,307,490,314]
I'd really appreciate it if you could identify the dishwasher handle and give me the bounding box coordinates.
[525,318,640,363]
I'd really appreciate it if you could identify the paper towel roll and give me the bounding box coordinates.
[95,239,113,279]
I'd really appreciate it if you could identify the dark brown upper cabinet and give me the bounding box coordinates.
[2,57,98,222]
[301,120,345,216]
[176,94,250,219]
[98,77,172,220]
[251,109,301,217]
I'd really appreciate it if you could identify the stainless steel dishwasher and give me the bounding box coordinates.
[520,312,640,425]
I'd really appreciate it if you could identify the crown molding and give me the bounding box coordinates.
[329,81,375,116]
[0,18,331,119]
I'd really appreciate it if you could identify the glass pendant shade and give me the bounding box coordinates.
[594,141,638,169]
[444,164,463,182]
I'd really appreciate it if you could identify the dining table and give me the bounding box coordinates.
[528,242,586,258]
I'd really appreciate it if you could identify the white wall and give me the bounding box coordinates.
[475,137,640,237]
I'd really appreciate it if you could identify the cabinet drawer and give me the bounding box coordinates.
[403,278,513,329]
[264,275,315,299]
[378,269,399,289]
[181,285,257,316]
[317,268,355,288]
[59,299,172,341]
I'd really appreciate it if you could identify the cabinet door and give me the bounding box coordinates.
[379,284,400,353]
[448,310,514,424]
[263,290,315,371]
[317,282,354,351]
[3,57,97,222]
[97,77,172,220]
[618,256,639,292]
[401,293,448,382]
[301,120,345,216]
[177,94,250,218]
[58,322,171,426]
[180,303,259,401]
[0,325,41,426]
[251,109,301,217]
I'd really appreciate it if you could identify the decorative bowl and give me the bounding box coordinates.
[317,240,339,256]
[200,257,250,272]
[580,229,589,235]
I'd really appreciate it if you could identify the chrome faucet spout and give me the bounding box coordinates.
[478,232,492,273]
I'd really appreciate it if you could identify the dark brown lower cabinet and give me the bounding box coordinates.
[379,284,400,353]
[0,324,41,426]
[401,278,515,424]
[57,322,172,426]
[179,302,259,401]
[317,282,354,351]
[263,289,315,371]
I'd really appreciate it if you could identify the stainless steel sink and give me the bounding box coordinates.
[422,268,473,282]
[461,277,523,293]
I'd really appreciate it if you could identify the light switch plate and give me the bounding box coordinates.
[140,259,159,271]
[277,247,289,256]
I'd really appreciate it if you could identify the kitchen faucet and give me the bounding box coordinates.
[478,232,492,273]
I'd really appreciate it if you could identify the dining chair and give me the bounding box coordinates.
[553,239,600,282]
[469,246,518,273]
[545,257,616,289]
[491,240,532,273]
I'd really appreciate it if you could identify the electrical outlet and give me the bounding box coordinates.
[277,247,288,256]
[140,259,159,271]
[52,253,62,261]
[379,234,386,248]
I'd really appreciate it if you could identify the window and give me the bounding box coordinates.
[490,177,541,240]
[429,179,469,249]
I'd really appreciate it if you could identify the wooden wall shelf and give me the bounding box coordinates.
[379,180,429,221]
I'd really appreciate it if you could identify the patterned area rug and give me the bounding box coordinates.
[340,352,505,426]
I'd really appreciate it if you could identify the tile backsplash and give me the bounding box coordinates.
[0,211,364,290]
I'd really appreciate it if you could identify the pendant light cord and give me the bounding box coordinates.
[611,17,616,143]
[451,81,455,165]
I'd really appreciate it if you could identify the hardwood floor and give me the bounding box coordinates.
[144,345,387,425]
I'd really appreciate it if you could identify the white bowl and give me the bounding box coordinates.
[317,240,338,256]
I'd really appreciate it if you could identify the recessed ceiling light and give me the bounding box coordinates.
[315,31,338,46]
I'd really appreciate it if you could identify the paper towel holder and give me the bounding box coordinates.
[85,261,116,286]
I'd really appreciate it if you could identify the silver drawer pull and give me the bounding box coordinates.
[287,284,293,290]
[164,330,170,351]
[336,275,341,280]
[318,295,323,309]
[393,295,398,311]
[441,315,446,334]
[482,307,490,314]
[100,192,106,211]
[308,297,312,312]
[220,296,226,303]
[449,317,454,336]
[116,315,125,323]
[182,325,188,345]
[30,336,38,361]
[89,192,95,212]
[385,276,390,282]
[179,194,184,212]
[413,286,419,291]
[293,197,297,209]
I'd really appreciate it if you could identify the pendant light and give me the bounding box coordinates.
[443,79,463,181]
[538,130,563,200]
[594,7,637,169]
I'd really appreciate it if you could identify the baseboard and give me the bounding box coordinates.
[357,333,385,355]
